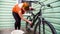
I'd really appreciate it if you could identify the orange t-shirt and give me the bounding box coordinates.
[12,4,25,14]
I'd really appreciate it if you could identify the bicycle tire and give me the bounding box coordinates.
[34,18,57,34]
[26,16,32,31]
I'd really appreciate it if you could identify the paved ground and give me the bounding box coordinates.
[0,28,34,34]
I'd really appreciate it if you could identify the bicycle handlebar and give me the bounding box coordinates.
[36,1,52,8]
[27,1,52,8]
[27,0,60,8]
[26,0,60,16]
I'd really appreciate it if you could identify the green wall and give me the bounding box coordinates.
[0,0,60,34]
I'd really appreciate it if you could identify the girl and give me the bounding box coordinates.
[12,2,34,30]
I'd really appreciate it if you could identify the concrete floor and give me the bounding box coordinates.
[0,28,34,34]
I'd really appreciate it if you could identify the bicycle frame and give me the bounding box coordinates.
[28,1,46,28]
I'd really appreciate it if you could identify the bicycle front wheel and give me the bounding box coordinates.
[34,18,57,34]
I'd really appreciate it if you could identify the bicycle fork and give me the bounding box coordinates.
[38,17,41,34]
[39,17,45,34]
[42,18,45,34]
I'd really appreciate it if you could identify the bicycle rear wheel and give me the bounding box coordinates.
[34,18,57,34]
[26,16,32,31]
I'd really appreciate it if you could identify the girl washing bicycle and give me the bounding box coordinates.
[12,2,34,30]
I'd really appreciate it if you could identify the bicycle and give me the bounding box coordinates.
[25,0,58,34]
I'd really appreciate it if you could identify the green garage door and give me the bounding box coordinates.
[0,0,60,34]
[0,0,26,28]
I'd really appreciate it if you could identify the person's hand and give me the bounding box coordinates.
[29,7,35,11]
[30,8,35,10]
[28,21,32,25]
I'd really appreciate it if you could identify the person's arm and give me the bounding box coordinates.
[18,11,32,25]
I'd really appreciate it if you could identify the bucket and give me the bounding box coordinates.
[11,30,24,34]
